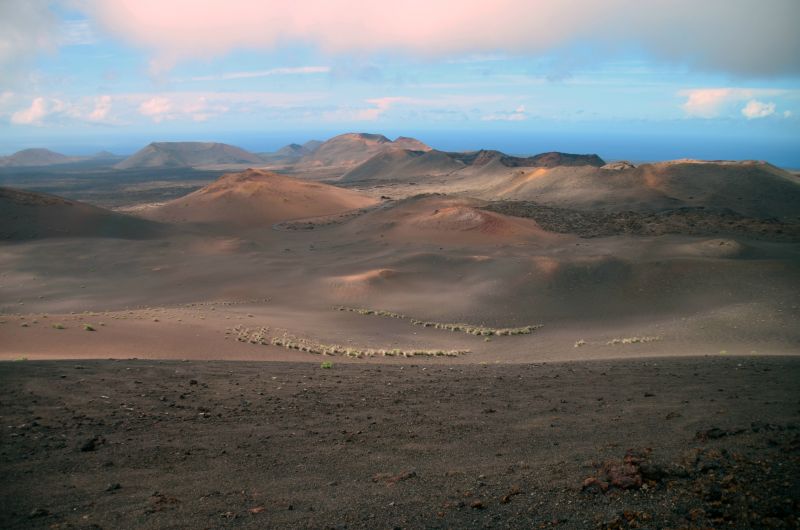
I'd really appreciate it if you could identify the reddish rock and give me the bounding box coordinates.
[582,477,609,493]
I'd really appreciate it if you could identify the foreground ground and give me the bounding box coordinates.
[1,356,798,529]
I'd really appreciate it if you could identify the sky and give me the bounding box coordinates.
[1,0,799,166]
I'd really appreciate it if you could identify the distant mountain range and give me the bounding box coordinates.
[339,148,605,183]
[294,133,431,168]
[0,148,122,168]
[1,134,436,169]
[0,148,79,167]
[5,151,799,242]
[0,134,606,172]
[6,133,793,218]
[258,140,323,164]
[114,142,264,169]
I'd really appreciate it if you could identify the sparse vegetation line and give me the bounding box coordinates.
[333,306,542,336]
[229,325,468,358]
[574,336,662,348]
[605,336,661,346]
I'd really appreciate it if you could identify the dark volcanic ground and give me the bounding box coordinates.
[483,201,800,242]
[1,357,799,529]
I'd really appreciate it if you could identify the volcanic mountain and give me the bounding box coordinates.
[145,169,378,227]
[340,149,465,183]
[115,142,264,169]
[340,148,605,184]
[0,187,163,240]
[453,150,605,169]
[259,140,323,164]
[90,150,123,161]
[298,133,431,169]
[484,159,800,217]
[0,148,77,167]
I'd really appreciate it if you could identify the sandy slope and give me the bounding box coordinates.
[343,194,566,245]
[337,155,800,221]
[0,186,163,240]
[475,160,800,217]
[1,221,798,363]
[142,169,378,228]
[0,157,798,363]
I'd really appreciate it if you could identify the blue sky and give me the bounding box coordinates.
[1,1,799,166]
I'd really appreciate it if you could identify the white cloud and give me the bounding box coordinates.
[88,95,112,121]
[679,88,787,118]
[785,110,793,118]
[131,92,322,122]
[138,96,172,121]
[120,91,320,122]
[7,91,326,126]
[680,88,737,118]
[482,105,528,122]
[78,0,800,77]
[357,97,409,121]
[11,97,49,125]
[319,97,408,122]
[741,99,776,119]
[8,95,99,125]
[190,66,331,82]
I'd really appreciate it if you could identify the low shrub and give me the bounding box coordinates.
[334,306,541,337]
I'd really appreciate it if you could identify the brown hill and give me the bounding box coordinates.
[0,148,77,167]
[298,133,431,169]
[145,169,378,227]
[115,142,264,169]
[340,149,605,184]
[346,194,565,245]
[340,149,465,183]
[0,187,163,240]
[483,160,800,218]
[392,136,431,151]
[453,150,605,168]
[259,140,323,164]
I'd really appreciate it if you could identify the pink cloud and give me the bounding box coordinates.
[680,88,737,118]
[88,95,112,121]
[131,91,324,122]
[356,97,411,121]
[78,0,800,76]
[5,91,328,126]
[138,96,171,121]
[741,99,776,119]
[11,97,50,125]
